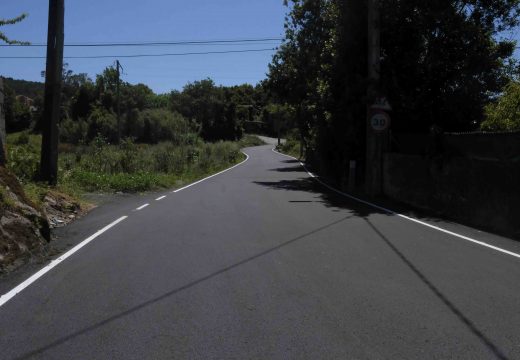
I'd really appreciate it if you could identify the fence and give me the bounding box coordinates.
[384,130,520,238]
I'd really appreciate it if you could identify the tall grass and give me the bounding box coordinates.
[7,132,252,195]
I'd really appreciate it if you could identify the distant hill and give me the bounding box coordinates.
[3,77,45,99]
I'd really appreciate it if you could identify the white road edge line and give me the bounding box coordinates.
[136,203,149,210]
[0,151,251,308]
[173,152,250,193]
[271,147,520,260]
[0,216,128,308]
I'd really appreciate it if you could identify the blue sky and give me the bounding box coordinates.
[1,1,518,94]
[0,0,287,93]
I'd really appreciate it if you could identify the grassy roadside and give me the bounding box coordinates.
[276,137,301,159]
[6,132,265,208]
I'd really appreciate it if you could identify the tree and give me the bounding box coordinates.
[171,79,242,141]
[268,0,520,183]
[70,81,96,120]
[0,13,29,45]
[379,0,520,132]
[481,81,520,131]
[268,0,367,178]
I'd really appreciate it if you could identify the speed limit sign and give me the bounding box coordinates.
[369,110,391,132]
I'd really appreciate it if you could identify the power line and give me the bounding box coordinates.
[0,37,283,47]
[0,48,276,59]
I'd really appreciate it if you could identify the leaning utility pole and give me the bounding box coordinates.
[40,0,64,185]
[116,60,123,143]
[365,0,384,196]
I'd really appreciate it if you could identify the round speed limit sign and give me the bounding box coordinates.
[370,110,391,132]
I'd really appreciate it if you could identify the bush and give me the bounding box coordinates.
[277,129,301,158]
[7,145,40,181]
[87,107,118,143]
[138,109,190,144]
[60,117,88,144]
[13,131,30,145]
[239,134,266,147]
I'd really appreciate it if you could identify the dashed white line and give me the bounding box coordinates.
[0,151,251,308]
[136,203,149,211]
[271,147,520,260]
[0,216,128,308]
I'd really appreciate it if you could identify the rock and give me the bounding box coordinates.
[0,167,50,273]
[44,195,57,207]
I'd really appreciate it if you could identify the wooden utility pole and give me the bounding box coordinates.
[116,60,122,143]
[40,0,64,185]
[365,0,383,196]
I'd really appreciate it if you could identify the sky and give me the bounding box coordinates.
[0,0,287,94]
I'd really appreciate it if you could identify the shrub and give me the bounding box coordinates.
[138,109,190,144]
[60,117,88,144]
[13,131,30,145]
[87,107,118,143]
[7,145,40,181]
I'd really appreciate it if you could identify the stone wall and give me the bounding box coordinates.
[383,153,520,238]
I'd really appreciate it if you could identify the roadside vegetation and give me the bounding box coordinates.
[268,0,520,182]
[481,81,520,132]
[7,132,263,206]
[276,129,301,159]
[3,65,271,208]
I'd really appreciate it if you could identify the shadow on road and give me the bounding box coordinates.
[256,160,510,359]
[14,157,511,359]
[257,162,463,226]
[254,177,389,218]
[268,166,305,173]
[364,218,510,360]
[14,215,354,360]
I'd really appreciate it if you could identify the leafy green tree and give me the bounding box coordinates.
[96,66,119,110]
[379,0,520,132]
[171,79,242,141]
[269,0,366,176]
[70,81,96,120]
[3,83,35,132]
[268,0,520,181]
[86,106,118,143]
[138,109,189,144]
[481,81,520,131]
[122,83,155,111]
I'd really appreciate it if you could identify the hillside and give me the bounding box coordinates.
[3,77,45,99]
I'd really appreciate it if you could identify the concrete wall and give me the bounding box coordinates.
[383,153,520,238]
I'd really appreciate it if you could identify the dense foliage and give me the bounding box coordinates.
[4,68,283,144]
[7,133,262,193]
[268,0,520,181]
[481,81,520,131]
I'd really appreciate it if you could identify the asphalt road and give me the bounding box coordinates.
[1,140,520,359]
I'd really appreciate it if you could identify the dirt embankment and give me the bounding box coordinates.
[0,167,50,272]
[0,168,91,273]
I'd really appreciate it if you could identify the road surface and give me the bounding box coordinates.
[1,140,520,359]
